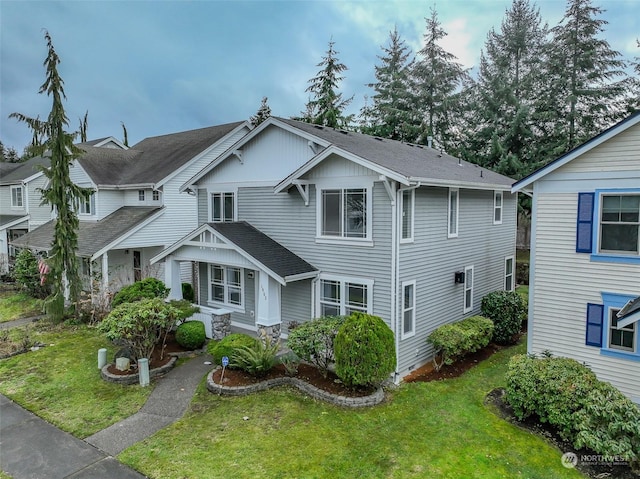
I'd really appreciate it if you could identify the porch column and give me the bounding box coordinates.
[101,252,109,293]
[165,255,183,301]
[256,271,282,344]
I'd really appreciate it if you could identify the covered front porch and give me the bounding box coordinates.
[151,221,318,341]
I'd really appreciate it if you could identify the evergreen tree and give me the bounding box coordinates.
[250,96,272,127]
[302,39,353,128]
[626,40,640,113]
[78,110,88,142]
[121,121,129,147]
[360,27,417,141]
[543,0,627,153]
[412,7,468,149]
[12,31,91,321]
[8,113,47,159]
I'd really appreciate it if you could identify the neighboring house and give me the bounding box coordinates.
[512,112,640,404]
[0,155,53,273]
[12,122,251,294]
[152,117,516,380]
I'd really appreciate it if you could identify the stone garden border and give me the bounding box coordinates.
[101,356,177,385]
[206,368,385,408]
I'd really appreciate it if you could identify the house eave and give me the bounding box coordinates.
[408,177,512,191]
[284,271,319,283]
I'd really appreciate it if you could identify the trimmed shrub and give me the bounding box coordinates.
[286,315,346,377]
[111,278,170,307]
[427,315,494,371]
[481,290,527,344]
[506,355,640,468]
[12,249,49,299]
[98,297,181,361]
[208,333,258,368]
[181,282,195,302]
[334,312,396,388]
[175,321,206,350]
[230,337,279,377]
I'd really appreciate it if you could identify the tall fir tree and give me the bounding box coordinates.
[78,110,88,142]
[250,96,272,127]
[411,7,468,149]
[360,27,417,141]
[12,31,91,320]
[542,0,627,154]
[302,39,353,128]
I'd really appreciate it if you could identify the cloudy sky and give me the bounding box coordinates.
[1,0,638,152]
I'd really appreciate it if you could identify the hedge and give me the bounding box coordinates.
[427,315,494,371]
[208,333,258,368]
[175,320,206,350]
[480,290,527,345]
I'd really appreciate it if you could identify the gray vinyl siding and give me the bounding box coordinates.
[397,187,517,374]
[197,189,208,225]
[281,279,313,333]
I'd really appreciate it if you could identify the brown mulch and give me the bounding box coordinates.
[212,362,376,397]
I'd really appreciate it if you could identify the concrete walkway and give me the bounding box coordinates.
[0,314,45,330]
[1,352,214,478]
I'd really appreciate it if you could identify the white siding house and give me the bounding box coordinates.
[512,112,640,403]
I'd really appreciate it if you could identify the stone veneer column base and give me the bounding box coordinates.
[257,323,281,345]
[212,312,231,340]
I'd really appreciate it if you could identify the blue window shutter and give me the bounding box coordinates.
[576,193,594,253]
[585,303,604,347]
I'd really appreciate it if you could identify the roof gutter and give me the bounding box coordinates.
[408,177,512,191]
[96,183,155,190]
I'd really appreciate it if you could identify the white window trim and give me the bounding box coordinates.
[463,265,474,313]
[494,191,503,225]
[401,280,416,339]
[448,188,459,238]
[208,264,245,311]
[596,191,640,256]
[138,190,145,202]
[504,255,515,292]
[209,190,237,223]
[152,190,160,201]
[315,184,373,245]
[10,185,24,208]
[400,189,415,244]
[607,306,637,353]
[79,192,95,216]
[315,273,374,317]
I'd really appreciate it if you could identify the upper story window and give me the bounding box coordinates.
[11,186,23,208]
[211,192,235,222]
[152,190,160,201]
[79,193,95,215]
[609,308,636,352]
[400,189,414,242]
[138,190,145,201]
[318,276,372,316]
[600,194,639,255]
[320,188,368,239]
[504,256,514,292]
[494,191,503,225]
[448,188,459,238]
[209,264,242,307]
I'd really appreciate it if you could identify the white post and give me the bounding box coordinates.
[257,272,281,326]
[101,252,109,293]
[165,256,183,301]
[98,348,107,369]
[138,358,150,387]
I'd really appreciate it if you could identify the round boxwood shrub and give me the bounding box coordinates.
[112,277,170,307]
[334,312,396,388]
[207,333,258,367]
[175,320,206,350]
[480,290,527,345]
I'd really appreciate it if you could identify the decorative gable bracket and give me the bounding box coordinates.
[379,175,396,205]
[308,140,320,154]
[293,179,310,206]
[233,149,243,164]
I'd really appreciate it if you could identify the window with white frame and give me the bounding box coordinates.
[609,308,636,352]
[599,194,639,254]
[400,189,414,242]
[79,193,94,215]
[321,188,367,239]
[11,186,23,208]
[209,264,242,307]
[138,190,145,201]
[504,256,514,291]
[152,190,160,201]
[211,192,235,222]
[448,188,459,237]
[402,280,416,338]
[318,277,370,316]
[464,266,474,313]
[494,191,503,224]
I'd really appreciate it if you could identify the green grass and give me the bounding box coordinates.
[119,339,584,479]
[0,324,153,438]
[516,285,529,301]
[0,290,42,322]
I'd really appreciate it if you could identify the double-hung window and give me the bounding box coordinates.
[600,194,639,255]
[318,277,371,316]
[504,256,514,291]
[464,265,474,313]
[400,189,414,242]
[11,186,23,208]
[152,190,160,201]
[321,188,368,239]
[609,308,636,352]
[448,188,459,238]
[211,192,235,222]
[79,193,95,215]
[138,190,145,201]
[494,191,503,224]
[210,264,242,307]
[402,280,416,338]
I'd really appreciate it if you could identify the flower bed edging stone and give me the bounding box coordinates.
[206,368,385,408]
[101,356,177,385]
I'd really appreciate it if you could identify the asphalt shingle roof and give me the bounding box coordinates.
[10,206,162,257]
[277,118,514,187]
[208,221,317,280]
[0,155,50,185]
[0,215,28,228]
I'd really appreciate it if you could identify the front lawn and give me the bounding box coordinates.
[119,339,584,479]
[0,289,42,322]
[0,324,153,438]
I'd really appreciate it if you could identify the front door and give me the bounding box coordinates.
[133,250,142,282]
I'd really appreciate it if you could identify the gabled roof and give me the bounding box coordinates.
[0,215,29,229]
[151,221,317,284]
[512,112,640,193]
[618,296,640,328]
[10,206,163,258]
[77,136,127,149]
[0,155,50,185]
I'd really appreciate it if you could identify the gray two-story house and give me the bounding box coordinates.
[152,117,517,379]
